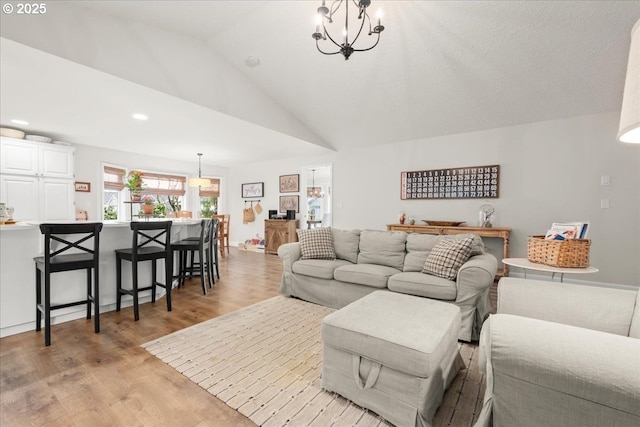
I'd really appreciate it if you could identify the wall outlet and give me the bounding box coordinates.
[600,175,611,186]
[600,199,610,209]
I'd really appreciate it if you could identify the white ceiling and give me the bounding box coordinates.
[1,1,639,167]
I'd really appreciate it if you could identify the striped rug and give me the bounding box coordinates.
[142,296,392,426]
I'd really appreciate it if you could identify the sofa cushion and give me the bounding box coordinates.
[297,227,336,260]
[448,233,485,256]
[292,259,353,280]
[404,233,441,272]
[403,233,484,272]
[357,230,407,270]
[388,272,457,301]
[332,228,360,263]
[423,237,473,280]
[334,264,400,289]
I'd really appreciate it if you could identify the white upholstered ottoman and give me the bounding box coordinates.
[321,291,464,427]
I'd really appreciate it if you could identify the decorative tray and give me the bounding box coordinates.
[421,220,465,227]
[1,220,17,225]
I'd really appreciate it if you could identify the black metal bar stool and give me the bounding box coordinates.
[172,218,217,294]
[115,221,172,321]
[34,222,103,346]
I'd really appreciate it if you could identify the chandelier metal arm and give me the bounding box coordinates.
[322,21,343,48]
[315,40,342,55]
[350,12,367,46]
[352,32,381,52]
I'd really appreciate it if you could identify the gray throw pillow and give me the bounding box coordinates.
[297,227,336,260]
[423,237,473,280]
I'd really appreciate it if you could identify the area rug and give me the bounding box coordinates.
[142,296,392,426]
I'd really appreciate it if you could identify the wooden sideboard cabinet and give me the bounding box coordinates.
[265,219,299,254]
[386,224,511,277]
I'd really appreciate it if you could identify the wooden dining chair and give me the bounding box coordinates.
[214,214,230,256]
[34,222,103,346]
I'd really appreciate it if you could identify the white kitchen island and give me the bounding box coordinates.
[0,219,201,337]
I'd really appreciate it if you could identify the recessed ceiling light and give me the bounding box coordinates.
[132,113,148,121]
[11,119,29,125]
[245,56,260,68]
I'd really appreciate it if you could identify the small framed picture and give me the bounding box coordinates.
[241,182,264,198]
[279,174,299,193]
[279,195,299,213]
[74,182,91,192]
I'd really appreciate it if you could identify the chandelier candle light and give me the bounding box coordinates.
[312,0,385,60]
[189,153,211,188]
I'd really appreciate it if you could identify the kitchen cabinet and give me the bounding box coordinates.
[265,219,299,254]
[0,137,75,221]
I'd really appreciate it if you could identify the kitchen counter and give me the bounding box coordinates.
[0,219,202,337]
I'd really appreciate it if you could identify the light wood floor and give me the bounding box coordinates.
[0,249,495,427]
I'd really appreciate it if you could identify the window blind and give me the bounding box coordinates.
[104,166,125,191]
[141,172,186,196]
[199,178,220,198]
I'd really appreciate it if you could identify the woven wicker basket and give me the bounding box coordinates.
[527,236,591,268]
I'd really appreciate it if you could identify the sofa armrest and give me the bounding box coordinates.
[497,277,637,336]
[278,242,301,272]
[477,314,640,426]
[457,253,498,292]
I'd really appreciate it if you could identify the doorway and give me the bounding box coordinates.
[301,164,332,228]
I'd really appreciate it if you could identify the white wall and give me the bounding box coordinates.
[73,144,229,221]
[229,112,640,287]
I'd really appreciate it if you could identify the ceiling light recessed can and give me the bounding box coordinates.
[11,119,29,125]
[245,56,260,68]
[132,113,148,121]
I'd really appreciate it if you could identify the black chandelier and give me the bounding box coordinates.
[312,0,385,60]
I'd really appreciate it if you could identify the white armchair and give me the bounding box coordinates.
[475,277,640,427]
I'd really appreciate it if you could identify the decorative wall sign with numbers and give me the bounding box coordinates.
[401,165,500,200]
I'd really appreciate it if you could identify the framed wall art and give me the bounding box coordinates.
[74,181,91,192]
[279,174,299,193]
[279,195,299,213]
[241,182,264,198]
[401,164,500,200]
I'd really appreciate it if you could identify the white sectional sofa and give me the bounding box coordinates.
[476,277,640,427]
[278,228,498,341]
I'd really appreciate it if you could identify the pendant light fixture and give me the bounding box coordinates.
[618,19,640,143]
[312,0,385,60]
[188,153,211,188]
[307,169,324,198]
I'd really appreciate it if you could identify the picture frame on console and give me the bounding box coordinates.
[279,195,299,213]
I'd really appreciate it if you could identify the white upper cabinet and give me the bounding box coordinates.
[1,137,74,179]
[0,137,75,221]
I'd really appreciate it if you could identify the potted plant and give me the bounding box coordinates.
[167,195,181,218]
[124,170,145,201]
[153,199,166,217]
[141,195,154,215]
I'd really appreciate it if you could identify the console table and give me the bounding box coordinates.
[265,219,299,255]
[387,224,511,277]
[502,258,599,283]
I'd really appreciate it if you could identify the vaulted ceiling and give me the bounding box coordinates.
[1,1,638,167]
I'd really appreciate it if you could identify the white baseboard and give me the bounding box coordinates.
[0,296,157,339]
